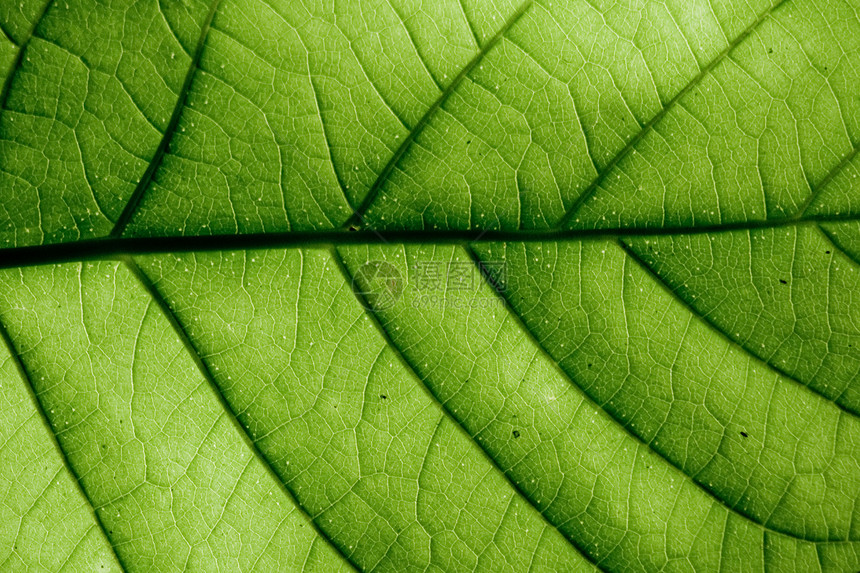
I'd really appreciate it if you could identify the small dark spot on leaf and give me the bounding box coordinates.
[779,279,787,285]
[512,430,520,438]
[768,48,773,54]
[348,226,358,232]
[826,250,831,254]
[741,431,748,438]
[587,363,593,368]
[380,395,387,400]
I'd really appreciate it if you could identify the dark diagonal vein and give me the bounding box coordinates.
[794,145,860,219]
[0,316,127,572]
[463,244,846,542]
[617,238,858,418]
[0,0,54,115]
[818,224,860,268]
[121,256,360,573]
[0,21,16,47]
[109,0,222,238]
[457,0,482,50]
[328,246,606,572]
[554,0,788,230]
[343,0,534,230]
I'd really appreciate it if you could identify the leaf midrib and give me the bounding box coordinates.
[1,213,857,271]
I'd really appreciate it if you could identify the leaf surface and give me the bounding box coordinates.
[0,0,859,571]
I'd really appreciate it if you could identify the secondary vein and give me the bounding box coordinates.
[109,0,223,238]
[554,0,789,230]
[617,238,859,418]
[463,243,848,543]
[121,256,361,573]
[0,0,55,115]
[794,144,860,219]
[343,0,534,229]
[328,245,607,572]
[0,315,128,572]
[818,224,860,271]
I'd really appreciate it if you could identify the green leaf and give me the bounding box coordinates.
[0,0,858,571]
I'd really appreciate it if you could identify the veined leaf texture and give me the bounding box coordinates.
[0,0,859,570]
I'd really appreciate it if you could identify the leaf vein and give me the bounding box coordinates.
[329,245,607,572]
[109,0,223,238]
[466,242,851,542]
[0,314,128,572]
[0,0,54,116]
[121,256,360,573]
[343,0,534,229]
[3,215,860,271]
[618,237,858,419]
[555,0,790,230]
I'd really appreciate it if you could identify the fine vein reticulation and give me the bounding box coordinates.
[0,0,859,571]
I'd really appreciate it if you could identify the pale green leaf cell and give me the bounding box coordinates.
[0,337,121,572]
[362,33,597,230]
[0,261,352,572]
